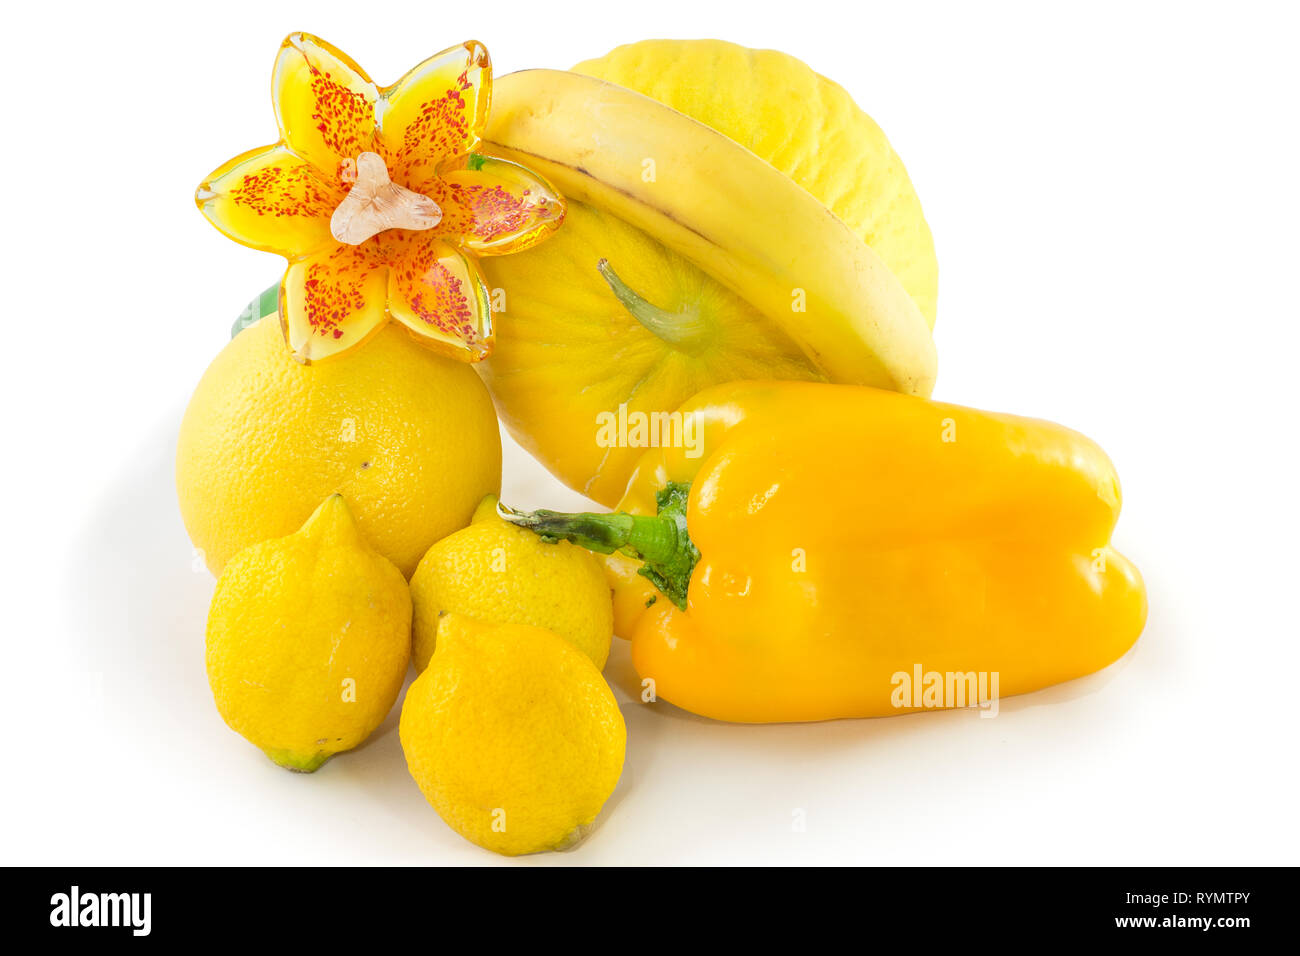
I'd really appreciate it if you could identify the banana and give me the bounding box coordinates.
[481,69,937,396]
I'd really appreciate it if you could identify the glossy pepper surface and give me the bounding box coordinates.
[501,381,1146,723]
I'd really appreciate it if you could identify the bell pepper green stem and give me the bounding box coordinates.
[597,259,707,349]
[496,506,675,561]
[497,482,700,610]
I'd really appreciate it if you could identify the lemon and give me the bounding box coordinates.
[399,615,626,855]
[177,316,501,579]
[205,495,412,772]
[409,495,613,672]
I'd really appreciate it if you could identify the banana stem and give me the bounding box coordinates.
[498,485,699,610]
[597,259,707,349]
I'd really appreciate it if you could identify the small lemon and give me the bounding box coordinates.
[206,494,412,772]
[409,495,613,672]
[399,615,626,855]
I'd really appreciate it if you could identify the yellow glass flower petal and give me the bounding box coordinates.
[196,144,344,257]
[385,234,492,361]
[377,40,491,190]
[273,32,380,180]
[433,155,566,256]
[280,242,390,363]
[200,36,570,367]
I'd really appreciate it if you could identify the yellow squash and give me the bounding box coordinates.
[477,40,938,506]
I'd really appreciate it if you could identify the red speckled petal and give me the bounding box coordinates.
[431,155,566,256]
[280,242,390,363]
[385,234,492,361]
[273,32,379,180]
[377,41,490,190]
[196,144,344,257]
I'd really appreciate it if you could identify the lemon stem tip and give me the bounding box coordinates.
[265,748,332,773]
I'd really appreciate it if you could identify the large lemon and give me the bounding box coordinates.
[177,316,501,578]
[480,39,937,505]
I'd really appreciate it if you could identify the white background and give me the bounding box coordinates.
[2,0,1297,865]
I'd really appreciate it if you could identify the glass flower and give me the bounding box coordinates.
[196,33,565,364]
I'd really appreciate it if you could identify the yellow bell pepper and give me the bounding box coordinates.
[501,380,1146,723]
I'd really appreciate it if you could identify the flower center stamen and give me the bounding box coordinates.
[330,152,442,245]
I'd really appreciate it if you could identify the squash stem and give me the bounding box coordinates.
[597,258,707,348]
